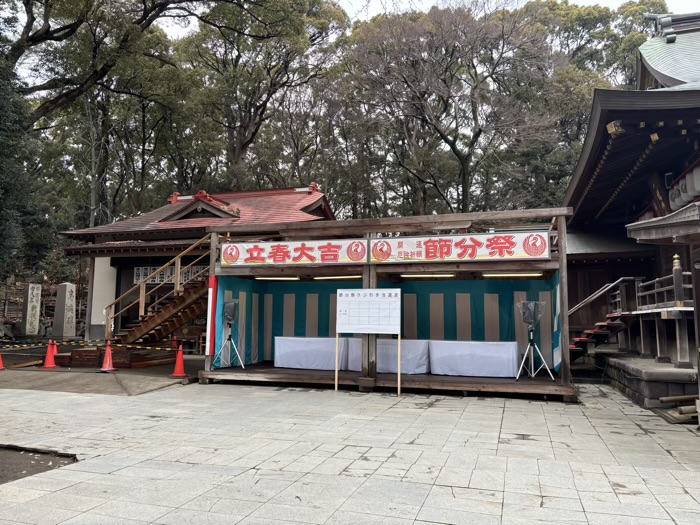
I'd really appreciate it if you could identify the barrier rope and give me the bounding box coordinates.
[0,338,201,353]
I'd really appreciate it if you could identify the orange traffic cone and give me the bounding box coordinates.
[99,341,118,372]
[52,340,59,355]
[41,341,57,369]
[0,352,5,371]
[172,337,178,349]
[170,345,188,378]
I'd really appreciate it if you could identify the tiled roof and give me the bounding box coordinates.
[640,13,700,87]
[62,186,334,240]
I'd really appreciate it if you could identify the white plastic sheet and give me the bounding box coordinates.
[274,337,348,371]
[429,340,519,378]
[347,338,363,372]
[346,338,430,374]
[377,339,430,374]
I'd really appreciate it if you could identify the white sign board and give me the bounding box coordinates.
[336,288,401,334]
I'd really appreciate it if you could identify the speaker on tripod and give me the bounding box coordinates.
[216,300,245,369]
[516,301,554,381]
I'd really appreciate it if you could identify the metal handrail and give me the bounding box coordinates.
[568,277,636,316]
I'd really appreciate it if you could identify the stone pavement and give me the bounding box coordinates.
[1,384,700,525]
[0,356,203,396]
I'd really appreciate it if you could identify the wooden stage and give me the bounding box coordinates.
[198,363,577,399]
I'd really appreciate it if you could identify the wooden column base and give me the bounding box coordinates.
[675,361,694,369]
[358,377,375,392]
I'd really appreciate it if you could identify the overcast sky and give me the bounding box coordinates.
[337,0,699,20]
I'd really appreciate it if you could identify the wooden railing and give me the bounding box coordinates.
[636,254,694,311]
[104,234,212,340]
[568,277,637,317]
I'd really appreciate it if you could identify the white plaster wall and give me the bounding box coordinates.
[90,257,117,326]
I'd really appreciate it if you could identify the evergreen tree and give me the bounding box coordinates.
[0,61,33,281]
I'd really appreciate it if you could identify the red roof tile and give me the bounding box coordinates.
[62,186,334,240]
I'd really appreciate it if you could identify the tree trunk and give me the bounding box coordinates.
[459,158,471,213]
[86,95,111,227]
[226,124,245,191]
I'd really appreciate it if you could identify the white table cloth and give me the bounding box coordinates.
[347,338,363,372]
[346,338,430,374]
[377,339,430,374]
[429,340,520,378]
[274,337,348,370]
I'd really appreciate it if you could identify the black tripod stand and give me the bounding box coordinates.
[516,325,554,381]
[216,321,245,368]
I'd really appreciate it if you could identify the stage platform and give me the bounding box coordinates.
[198,363,577,399]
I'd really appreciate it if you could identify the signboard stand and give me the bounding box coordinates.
[335,289,402,395]
[335,332,340,391]
[397,334,402,396]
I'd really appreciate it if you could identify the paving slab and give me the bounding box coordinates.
[0,384,699,524]
[0,356,203,395]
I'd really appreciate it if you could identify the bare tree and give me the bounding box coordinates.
[348,1,554,212]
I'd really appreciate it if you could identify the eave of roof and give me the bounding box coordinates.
[563,88,700,227]
[627,201,700,231]
[626,201,700,244]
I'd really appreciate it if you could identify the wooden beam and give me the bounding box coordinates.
[216,264,366,277]
[557,216,571,386]
[375,261,561,274]
[207,208,573,236]
[214,260,561,277]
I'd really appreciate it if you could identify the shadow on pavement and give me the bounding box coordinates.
[0,354,204,396]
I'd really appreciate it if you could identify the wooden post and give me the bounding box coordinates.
[174,257,182,295]
[335,332,340,391]
[617,283,628,348]
[556,215,571,385]
[690,245,700,409]
[655,318,667,360]
[397,333,402,397]
[104,304,113,341]
[673,254,684,307]
[360,233,377,392]
[618,283,627,312]
[85,256,95,342]
[139,282,146,318]
[676,315,692,368]
[368,254,378,379]
[640,318,659,360]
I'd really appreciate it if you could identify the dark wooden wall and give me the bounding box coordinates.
[568,256,657,331]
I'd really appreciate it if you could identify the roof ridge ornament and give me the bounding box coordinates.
[644,12,677,43]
